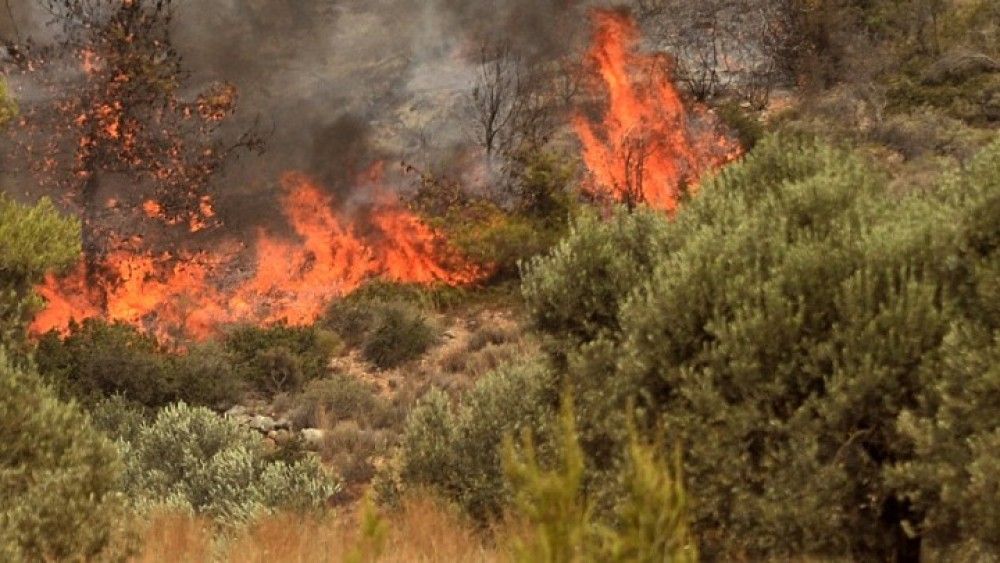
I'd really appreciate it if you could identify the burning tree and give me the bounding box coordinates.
[2,0,262,297]
[574,10,742,213]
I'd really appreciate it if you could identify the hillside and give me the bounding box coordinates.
[1,1,998,561]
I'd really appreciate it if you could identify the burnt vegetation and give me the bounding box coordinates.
[0,0,998,561]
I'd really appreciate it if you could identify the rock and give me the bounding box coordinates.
[301,428,327,450]
[224,405,251,426]
[274,417,293,431]
[248,415,278,434]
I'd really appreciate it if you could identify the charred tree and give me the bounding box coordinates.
[2,0,263,304]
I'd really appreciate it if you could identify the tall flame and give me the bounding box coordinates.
[32,167,482,342]
[574,10,741,211]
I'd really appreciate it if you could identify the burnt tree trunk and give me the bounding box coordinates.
[79,167,108,313]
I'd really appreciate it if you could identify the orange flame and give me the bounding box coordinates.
[32,167,482,341]
[574,10,741,211]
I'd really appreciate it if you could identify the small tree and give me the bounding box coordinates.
[3,0,262,301]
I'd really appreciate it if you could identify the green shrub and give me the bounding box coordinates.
[36,320,244,408]
[0,349,125,561]
[503,396,698,563]
[503,397,595,563]
[223,323,340,394]
[0,194,79,358]
[522,135,1000,560]
[362,302,439,370]
[393,361,555,521]
[293,374,394,429]
[716,101,765,150]
[521,207,671,365]
[116,402,338,523]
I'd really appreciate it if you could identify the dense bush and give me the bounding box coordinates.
[522,135,1000,560]
[391,361,555,520]
[291,374,395,430]
[503,397,698,563]
[37,320,244,408]
[114,402,338,523]
[362,302,439,370]
[223,323,341,394]
[324,294,439,370]
[0,349,125,561]
[0,194,79,358]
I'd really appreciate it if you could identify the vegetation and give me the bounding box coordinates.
[0,0,997,560]
[324,290,440,370]
[387,361,555,520]
[0,195,79,358]
[37,320,244,407]
[223,323,341,394]
[521,135,1000,560]
[111,402,338,523]
[0,350,125,561]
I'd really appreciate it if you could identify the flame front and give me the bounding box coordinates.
[32,169,481,341]
[574,10,741,211]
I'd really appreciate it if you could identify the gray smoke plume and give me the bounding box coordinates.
[1,0,596,237]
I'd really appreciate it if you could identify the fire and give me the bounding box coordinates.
[574,10,741,211]
[32,167,482,341]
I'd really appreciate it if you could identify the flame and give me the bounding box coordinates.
[574,10,741,211]
[32,167,482,341]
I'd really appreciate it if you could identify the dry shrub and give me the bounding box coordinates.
[380,495,499,563]
[133,512,213,563]
[134,494,499,562]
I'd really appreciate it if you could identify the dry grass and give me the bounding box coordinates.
[132,495,501,563]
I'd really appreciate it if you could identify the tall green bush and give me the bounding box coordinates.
[0,350,124,561]
[503,395,698,563]
[392,361,555,521]
[0,194,79,357]
[115,402,338,523]
[522,135,1000,560]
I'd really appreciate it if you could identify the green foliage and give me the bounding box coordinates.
[393,361,555,521]
[362,302,438,370]
[607,428,698,563]
[0,79,18,127]
[223,323,341,394]
[324,293,438,369]
[523,135,1000,559]
[0,194,79,355]
[507,149,578,222]
[503,396,698,563]
[344,493,389,563]
[293,374,395,429]
[521,208,671,365]
[114,402,338,523]
[415,149,577,280]
[503,396,594,563]
[0,349,124,561]
[715,101,765,150]
[36,319,244,408]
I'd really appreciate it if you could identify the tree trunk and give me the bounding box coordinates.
[80,168,108,313]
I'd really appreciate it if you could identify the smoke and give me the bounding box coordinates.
[1,0,597,235]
